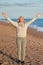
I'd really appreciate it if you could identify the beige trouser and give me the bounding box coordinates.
[16,37,26,61]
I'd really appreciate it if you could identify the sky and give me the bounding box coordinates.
[0,0,43,4]
[0,0,43,19]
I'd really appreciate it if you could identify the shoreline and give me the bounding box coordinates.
[27,27,43,38]
[0,21,43,38]
[0,20,43,32]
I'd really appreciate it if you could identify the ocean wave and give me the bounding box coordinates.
[30,25,43,32]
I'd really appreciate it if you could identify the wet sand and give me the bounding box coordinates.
[0,21,43,65]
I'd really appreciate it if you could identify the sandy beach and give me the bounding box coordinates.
[0,21,43,65]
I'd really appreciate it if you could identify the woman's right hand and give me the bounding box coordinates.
[2,12,7,18]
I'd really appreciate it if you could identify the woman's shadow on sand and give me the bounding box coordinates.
[0,50,31,65]
[0,50,21,63]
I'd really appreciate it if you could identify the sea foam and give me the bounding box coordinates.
[30,25,43,32]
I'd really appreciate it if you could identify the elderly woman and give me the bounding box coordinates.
[2,12,41,65]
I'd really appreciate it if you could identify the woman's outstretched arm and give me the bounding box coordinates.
[2,12,18,27]
[26,13,41,27]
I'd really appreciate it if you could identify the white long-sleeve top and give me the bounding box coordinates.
[7,17,37,37]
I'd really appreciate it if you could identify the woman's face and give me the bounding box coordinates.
[19,17,24,23]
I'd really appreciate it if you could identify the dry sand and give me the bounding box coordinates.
[0,21,43,65]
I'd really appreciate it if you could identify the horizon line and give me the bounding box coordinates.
[0,3,43,7]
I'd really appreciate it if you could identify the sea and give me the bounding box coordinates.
[0,19,43,32]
